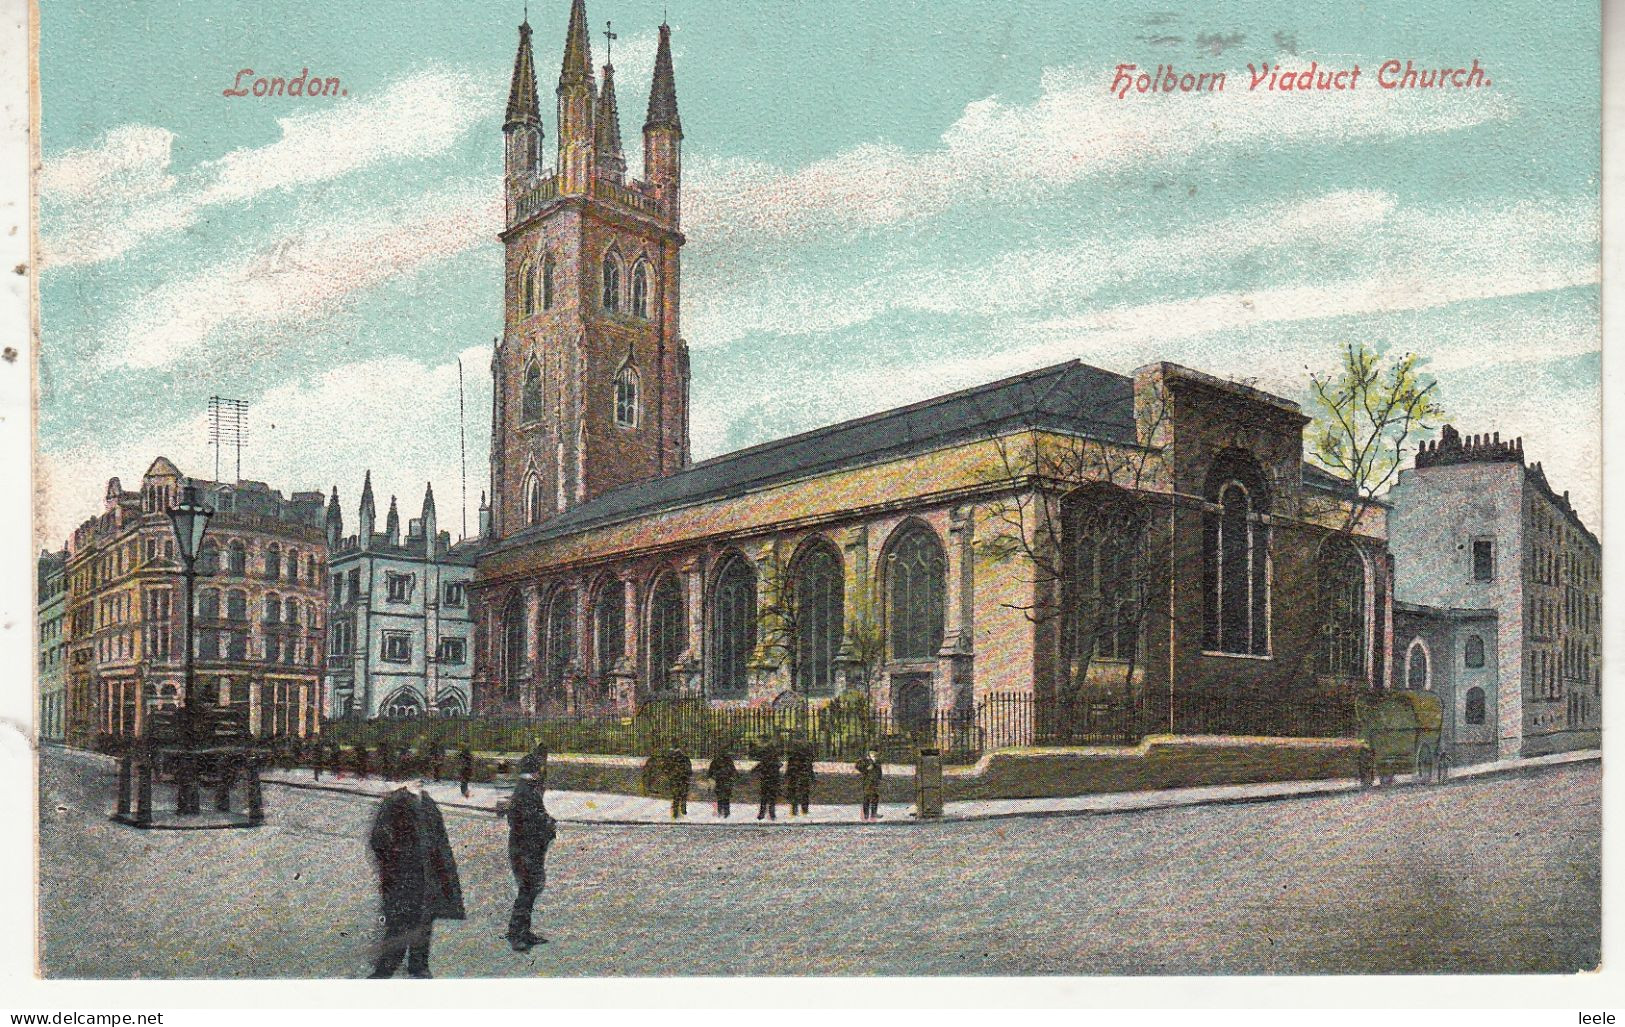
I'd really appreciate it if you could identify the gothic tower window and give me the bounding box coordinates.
[594,578,626,682]
[520,258,536,315]
[524,472,544,527]
[542,255,556,310]
[631,261,651,318]
[886,523,945,661]
[1202,451,1270,656]
[1318,537,1368,681]
[614,366,640,428]
[648,572,686,695]
[601,252,622,312]
[792,542,844,697]
[543,588,576,703]
[1464,634,1486,668]
[522,361,543,424]
[710,554,757,699]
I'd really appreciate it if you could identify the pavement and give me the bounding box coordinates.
[257,746,1601,826]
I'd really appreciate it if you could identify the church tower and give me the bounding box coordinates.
[490,1,690,541]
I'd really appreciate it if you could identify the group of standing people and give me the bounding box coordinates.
[647,742,886,821]
[366,744,554,979]
[306,739,479,798]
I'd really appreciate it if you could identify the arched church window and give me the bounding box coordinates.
[1406,640,1429,691]
[886,523,945,661]
[544,588,576,702]
[522,362,543,424]
[524,473,544,527]
[502,593,528,704]
[792,542,844,697]
[1202,451,1270,655]
[614,366,639,428]
[631,261,651,318]
[594,578,626,680]
[1063,487,1146,668]
[1319,537,1367,680]
[710,555,756,699]
[520,258,536,315]
[648,573,686,695]
[542,256,556,310]
[601,253,622,313]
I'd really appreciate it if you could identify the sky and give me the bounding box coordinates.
[34,0,1600,548]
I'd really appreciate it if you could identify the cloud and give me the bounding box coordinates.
[38,68,498,268]
[38,347,493,550]
[98,185,500,370]
[682,60,1514,246]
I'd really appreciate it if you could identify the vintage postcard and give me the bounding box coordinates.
[16,0,1605,996]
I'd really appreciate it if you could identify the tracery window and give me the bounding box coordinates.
[502,593,528,704]
[601,253,622,312]
[648,573,686,694]
[520,259,536,315]
[524,472,544,527]
[1063,488,1146,667]
[542,256,556,310]
[1319,537,1367,680]
[614,366,639,428]
[522,361,544,424]
[887,524,945,661]
[792,543,844,697]
[544,589,576,701]
[1202,452,1270,656]
[710,555,757,699]
[594,579,626,680]
[631,261,651,318]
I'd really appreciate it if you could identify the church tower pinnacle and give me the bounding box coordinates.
[489,5,690,542]
[504,19,544,193]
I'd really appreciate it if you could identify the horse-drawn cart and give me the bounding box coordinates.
[1355,690,1444,787]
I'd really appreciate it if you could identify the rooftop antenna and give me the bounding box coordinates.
[208,396,248,483]
[458,356,469,541]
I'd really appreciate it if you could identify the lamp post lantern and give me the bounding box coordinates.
[169,483,214,814]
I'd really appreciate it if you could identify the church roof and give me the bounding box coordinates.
[493,360,1138,551]
[505,20,541,127]
[644,22,681,133]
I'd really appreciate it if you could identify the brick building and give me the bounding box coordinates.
[466,6,1394,739]
[323,475,483,720]
[1389,426,1601,758]
[63,458,330,748]
[37,549,69,742]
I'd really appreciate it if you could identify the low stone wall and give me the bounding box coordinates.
[532,736,1364,802]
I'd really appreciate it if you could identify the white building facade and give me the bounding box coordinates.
[1388,426,1600,759]
[323,475,482,719]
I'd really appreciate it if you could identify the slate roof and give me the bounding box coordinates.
[490,360,1138,554]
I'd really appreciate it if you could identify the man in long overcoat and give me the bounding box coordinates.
[787,741,815,815]
[665,745,692,818]
[368,772,465,978]
[855,749,884,821]
[753,746,782,821]
[505,750,556,951]
[706,751,739,818]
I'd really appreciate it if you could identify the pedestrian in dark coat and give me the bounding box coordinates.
[787,742,815,815]
[855,750,884,821]
[367,773,465,978]
[665,745,692,818]
[457,745,474,798]
[504,751,556,951]
[706,752,739,818]
[753,748,782,821]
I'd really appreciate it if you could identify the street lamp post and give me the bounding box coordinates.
[169,483,214,815]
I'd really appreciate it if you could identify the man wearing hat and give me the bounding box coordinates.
[367,769,464,978]
[505,749,556,952]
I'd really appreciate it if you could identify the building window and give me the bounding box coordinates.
[383,689,423,719]
[198,589,220,621]
[502,594,528,703]
[631,261,651,318]
[265,544,282,580]
[200,630,221,660]
[285,599,300,626]
[1405,640,1429,691]
[601,253,622,312]
[1471,538,1495,581]
[887,523,946,662]
[226,590,247,622]
[227,631,248,661]
[386,572,414,603]
[1464,634,1486,669]
[1063,490,1145,671]
[381,631,412,663]
[614,367,639,428]
[543,589,576,702]
[1202,452,1270,656]
[444,582,466,607]
[648,572,686,694]
[198,541,220,576]
[437,637,467,665]
[1318,538,1367,681]
[542,256,556,310]
[265,594,282,624]
[524,473,544,527]
[594,579,626,679]
[710,554,757,699]
[265,635,282,664]
[792,542,844,697]
[228,540,247,576]
[1464,686,1487,725]
[287,549,299,582]
[347,568,362,602]
[520,258,536,315]
[522,361,543,424]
